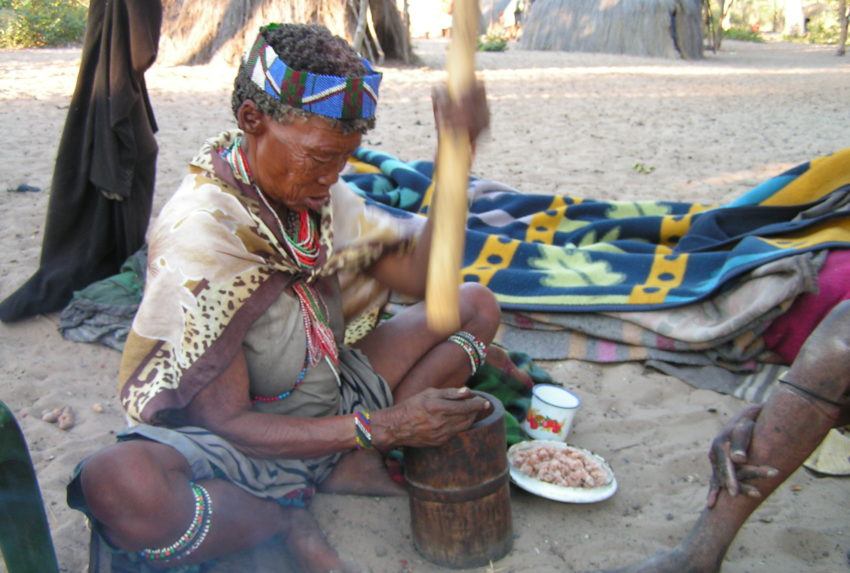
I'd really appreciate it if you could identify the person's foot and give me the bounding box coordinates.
[283,508,362,573]
[318,450,406,496]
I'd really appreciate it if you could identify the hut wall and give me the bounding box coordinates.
[520,0,703,59]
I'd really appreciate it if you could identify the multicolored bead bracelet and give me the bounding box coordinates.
[448,330,488,375]
[354,410,373,450]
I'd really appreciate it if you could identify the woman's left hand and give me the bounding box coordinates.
[371,386,491,450]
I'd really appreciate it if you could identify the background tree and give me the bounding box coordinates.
[351,0,371,56]
[0,0,88,48]
[783,0,806,34]
[838,0,848,55]
[703,0,736,52]
[157,0,413,66]
[367,0,412,63]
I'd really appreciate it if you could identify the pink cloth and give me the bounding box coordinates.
[763,250,850,364]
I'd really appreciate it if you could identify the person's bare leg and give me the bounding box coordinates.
[604,300,850,573]
[356,282,501,402]
[81,440,359,572]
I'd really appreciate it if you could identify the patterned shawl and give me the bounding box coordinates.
[119,130,421,424]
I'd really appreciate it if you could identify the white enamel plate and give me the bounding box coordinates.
[507,440,618,503]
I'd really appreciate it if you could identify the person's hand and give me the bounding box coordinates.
[432,81,490,148]
[372,387,491,450]
[706,404,779,508]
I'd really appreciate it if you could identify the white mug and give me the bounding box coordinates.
[521,384,581,441]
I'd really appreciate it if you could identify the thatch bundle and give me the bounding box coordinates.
[520,0,703,59]
[157,0,411,66]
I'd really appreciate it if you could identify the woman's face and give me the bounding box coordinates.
[244,107,362,213]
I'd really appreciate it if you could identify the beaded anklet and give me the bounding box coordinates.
[139,482,213,563]
[448,331,488,375]
[354,411,373,450]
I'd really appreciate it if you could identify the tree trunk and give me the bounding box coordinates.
[369,0,412,62]
[157,0,414,66]
[783,0,805,36]
[351,0,370,54]
[838,0,848,57]
[702,0,719,52]
[703,0,735,53]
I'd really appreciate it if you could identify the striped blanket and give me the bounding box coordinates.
[345,148,850,401]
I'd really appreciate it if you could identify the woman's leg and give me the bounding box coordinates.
[355,282,501,402]
[81,439,357,572]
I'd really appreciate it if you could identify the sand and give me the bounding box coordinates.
[1,38,848,573]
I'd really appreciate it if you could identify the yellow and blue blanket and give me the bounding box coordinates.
[345,148,850,401]
[345,148,850,313]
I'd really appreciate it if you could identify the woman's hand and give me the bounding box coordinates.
[371,387,491,450]
[432,81,490,149]
[706,404,779,508]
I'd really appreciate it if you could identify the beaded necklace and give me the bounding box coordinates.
[253,178,320,270]
[221,136,339,404]
[222,136,321,267]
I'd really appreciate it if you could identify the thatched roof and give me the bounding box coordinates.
[157,0,353,66]
[157,0,412,66]
[520,0,703,59]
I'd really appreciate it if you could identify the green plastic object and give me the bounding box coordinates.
[0,401,60,573]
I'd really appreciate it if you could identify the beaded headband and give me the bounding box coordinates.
[244,26,382,120]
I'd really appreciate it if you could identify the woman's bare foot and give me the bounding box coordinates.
[318,449,406,496]
[283,508,362,573]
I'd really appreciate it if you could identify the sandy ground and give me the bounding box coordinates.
[1,38,849,573]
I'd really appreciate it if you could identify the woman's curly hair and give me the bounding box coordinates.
[231,24,376,134]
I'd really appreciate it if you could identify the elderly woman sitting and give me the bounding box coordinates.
[68,23,497,572]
